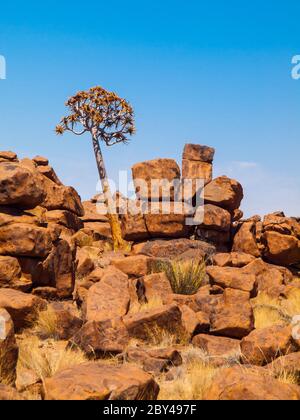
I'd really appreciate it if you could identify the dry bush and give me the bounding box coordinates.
[0,347,17,386]
[158,347,220,400]
[153,259,206,295]
[17,336,88,381]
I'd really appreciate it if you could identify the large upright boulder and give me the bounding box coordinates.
[182,144,215,191]
[132,159,180,201]
[203,176,243,212]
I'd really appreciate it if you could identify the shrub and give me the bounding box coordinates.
[154,259,206,295]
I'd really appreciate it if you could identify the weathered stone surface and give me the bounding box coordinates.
[124,305,184,341]
[0,151,18,162]
[44,302,83,340]
[182,160,213,186]
[0,289,46,331]
[133,239,215,260]
[180,305,210,337]
[69,319,130,356]
[32,155,49,166]
[0,162,45,209]
[16,367,42,396]
[213,252,256,268]
[0,308,18,384]
[41,176,84,217]
[263,231,300,266]
[203,366,300,400]
[206,266,256,293]
[44,362,159,400]
[120,210,149,242]
[84,222,112,240]
[265,352,300,378]
[0,384,23,400]
[192,334,241,365]
[132,159,180,201]
[182,144,215,163]
[86,267,130,322]
[75,247,96,279]
[45,210,83,232]
[136,272,173,304]
[195,228,230,249]
[204,176,244,212]
[81,201,108,222]
[211,289,254,339]
[263,213,300,238]
[0,223,53,258]
[37,165,62,185]
[111,255,157,278]
[122,347,182,374]
[197,204,231,232]
[0,206,46,227]
[144,202,194,239]
[232,221,261,257]
[0,256,31,291]
[241,325,298,366]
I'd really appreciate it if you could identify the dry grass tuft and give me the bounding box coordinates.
[0,347,17,386]
[158,347,220,400]
[129,296,165,315]
[33,307,60,340]
[153,259,206,295]
[17,335,88,381]
[251,292,298,330]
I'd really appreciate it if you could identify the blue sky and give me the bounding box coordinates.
[0,0,299,216]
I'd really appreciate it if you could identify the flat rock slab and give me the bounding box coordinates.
[44,362,159,400]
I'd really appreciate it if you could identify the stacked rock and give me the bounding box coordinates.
[0,151,84,298]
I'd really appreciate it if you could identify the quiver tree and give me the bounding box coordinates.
[56,86,135,251]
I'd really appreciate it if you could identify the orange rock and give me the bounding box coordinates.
[232,221,261,257]
[206,266,256,293]
[192,334,241,365]
[204,176,243,212]
[44,362,159,400]
[241,325,298,366]
[203,366,300,400]
[263,231,300,266]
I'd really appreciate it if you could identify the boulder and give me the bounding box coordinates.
[123,304,184,341]
[45,210,83,232]
[69,319,130,357]
[133,238,215,260]
[0,308,18,384]
[81,201,108,222]
[132,158,180,201]
[44,362,159,400]
[206,266,256,293]
[120,210,149,242]
[263,213,300,238]
[182,160,213,187]
[263,231,300,266]
[241,325,298,366]
[210,289,254,339]
[136,272,173,304]
[144,202,194,239]
[0,256,32,291]
[0,289,46,331]
[182,144,215,163]
[44,302,83,340]
[32,155,49,166]
[122,347,182,374]
[0,223,53,258]
[0,385,23,401]
[232,221,261,257]
[192,334,241,365]
[203,366,300,400]
[0,206,46,227]
[203,176,243,212]
[180,305,210,337]
[83,222,112,240]
[86,267,130,322]
[111,255,157,278]
[197,204,231,232]
[265,352,300,378]
[213,252,256,268]
[37,165,62,185]
[41,176,84,217]
[0,162,45,209]
[0,151,18,162]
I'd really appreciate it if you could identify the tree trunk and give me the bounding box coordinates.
[92,135,129,251]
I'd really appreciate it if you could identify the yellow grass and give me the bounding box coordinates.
[251,292,298,329]
[129,296,164,314]
[158,348,220,400]
[33,307,60,340]
[153,259,206,295]
[0,346,17,386]
[17,335,88,381]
